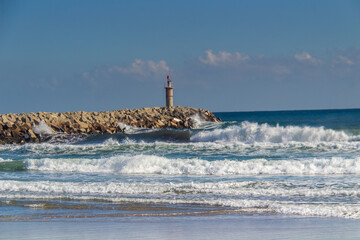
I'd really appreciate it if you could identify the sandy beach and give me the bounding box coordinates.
[1,215,360,240]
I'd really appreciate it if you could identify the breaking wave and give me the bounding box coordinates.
[2,179,360,198]
[20,155,360,175]
[190,121,353,143]
[32,120,53,137]
[2,179,360,219]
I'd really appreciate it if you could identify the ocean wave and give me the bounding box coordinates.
[1,186,360,219]
[190,114,222,129]
[0,138,124,156]
[130,129,190,142]
[21,155,360,175]
[2,179,360,198]
[117,122,149,134]
[1,122,358,156]
[2,137,360,160]
[190,121,353,143]
[0,158,26,171]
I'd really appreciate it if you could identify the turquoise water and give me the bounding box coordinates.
[2,109,360,220]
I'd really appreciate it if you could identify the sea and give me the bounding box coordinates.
[1,109,360,239]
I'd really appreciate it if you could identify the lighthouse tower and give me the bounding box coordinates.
[165,75,173,107]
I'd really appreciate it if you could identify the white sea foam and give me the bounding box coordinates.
[0,138,125,156]
[23,155,360,175]
[32,120,53,136]
[1,179,360,198]
[102,138,121,146]
[117,122,152,134]
[191,121,352,143]
[1,121,359,156]
[0,157,12,162]
[1,138,359,160]
[1,179,360,219]
[190,114,207,128]
[190,114,221,129]
[117,122,138,133]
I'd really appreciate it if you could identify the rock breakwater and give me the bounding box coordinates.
[0,107,219,144]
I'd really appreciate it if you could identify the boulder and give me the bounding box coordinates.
[0,106,220,144]
[28,129,37,139]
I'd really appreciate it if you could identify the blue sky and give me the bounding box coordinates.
[0,0,359,113]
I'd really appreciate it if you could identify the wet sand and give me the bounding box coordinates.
[1,215,360,240]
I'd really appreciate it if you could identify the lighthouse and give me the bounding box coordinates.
[165,75,173,107]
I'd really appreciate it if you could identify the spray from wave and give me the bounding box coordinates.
[191,121,352,143]
[190,114,222,129]
[32,120,53,137]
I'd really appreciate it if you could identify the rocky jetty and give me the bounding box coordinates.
[0,107,219,144]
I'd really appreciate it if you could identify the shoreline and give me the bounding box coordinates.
[0,106,219,144]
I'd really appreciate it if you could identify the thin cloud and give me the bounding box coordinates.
[336,56,354,65]
[81,48,360,90]
[28,77,59,90]
[196,50,291,79]
[199,50,249,65]
[109,59,170,77]
[294,52,322,64]
[82,59,170,85]
[272,64,291,75]
[189,48,360,85]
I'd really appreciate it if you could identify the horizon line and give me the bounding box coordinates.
[214,107,360,114]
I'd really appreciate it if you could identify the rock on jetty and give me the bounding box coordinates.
[0,107,220,144]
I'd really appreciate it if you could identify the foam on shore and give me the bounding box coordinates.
[2,179,360,219]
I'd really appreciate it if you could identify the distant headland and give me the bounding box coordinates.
[0,107,220,144]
